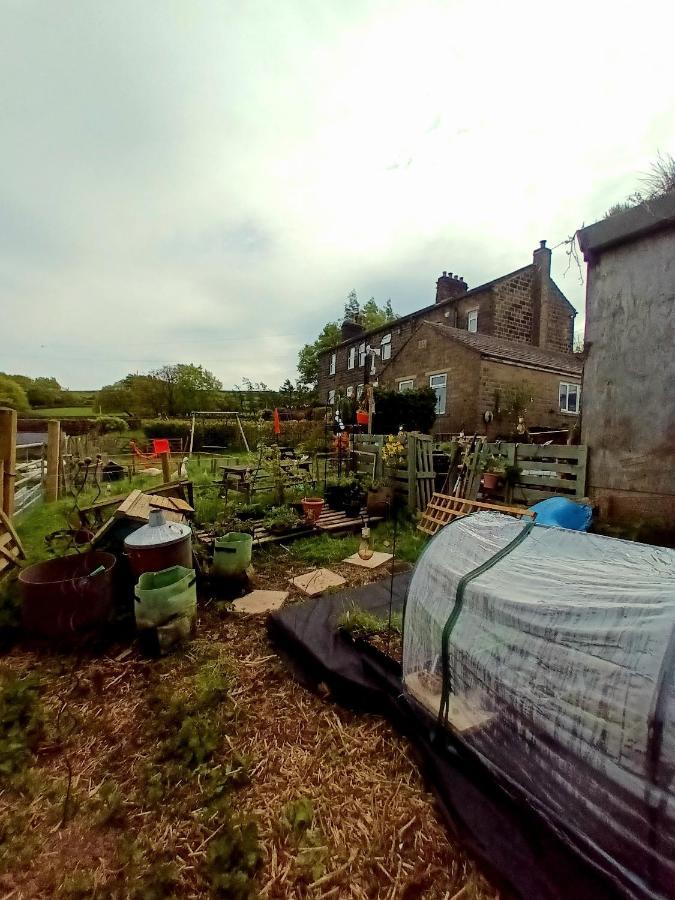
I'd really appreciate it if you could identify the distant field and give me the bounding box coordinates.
[23,407,96,417]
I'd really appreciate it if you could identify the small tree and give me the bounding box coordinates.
[0,376,29,412]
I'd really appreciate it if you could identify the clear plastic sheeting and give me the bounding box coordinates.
[403,511,675,900]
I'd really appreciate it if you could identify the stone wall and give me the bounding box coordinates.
[581,228,674,536]
[377,326,481,434]
[477,360,581,435]
[491,270,535,344]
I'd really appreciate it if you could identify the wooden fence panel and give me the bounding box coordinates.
[484,442,588,505]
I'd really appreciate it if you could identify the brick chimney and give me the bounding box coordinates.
[341,318,365,341]
[435,271,468,304]
[531,239,552,347]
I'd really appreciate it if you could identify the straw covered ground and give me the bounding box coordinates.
[0,544,498,899]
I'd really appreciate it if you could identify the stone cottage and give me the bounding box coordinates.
[577,193,675,539]
[318,241,581,433]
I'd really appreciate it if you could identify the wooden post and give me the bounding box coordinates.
[0,407,17,517]
[407,433,418,512]
[160,451,171,484]
[46,419,61,503]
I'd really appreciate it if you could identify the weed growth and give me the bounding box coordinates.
[0,670,44,777]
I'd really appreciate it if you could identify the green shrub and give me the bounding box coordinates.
[372,386,437,433]
[94,415,128,434]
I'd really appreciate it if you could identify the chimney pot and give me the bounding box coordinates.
[442,271,447,276]
[540,239,547,249]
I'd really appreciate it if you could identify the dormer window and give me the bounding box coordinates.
[467,309,478,333]
[380,333,391,360]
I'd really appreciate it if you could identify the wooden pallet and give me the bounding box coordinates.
[418,493,534,536]
[250,506,383,546]
[0,510,26,578]
[315,506,382,533]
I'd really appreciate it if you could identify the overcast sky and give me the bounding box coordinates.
[1,1,673,390]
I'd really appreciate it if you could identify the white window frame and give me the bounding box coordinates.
[348,346,356,370]
[346,385,354,398]
[356,384,364,400]
[398,379,414,392]
[329,352,336,375]
[429,373,447,415]
[380,333,392,361]
[559,382,581,414]
[358,342,366,367]
[327,389,335,405]
[467,309,478,333]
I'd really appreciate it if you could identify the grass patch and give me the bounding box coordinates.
[289,533,360,566]
[23,407,97,418]
[15,470,165,563]
[337,605,402,638]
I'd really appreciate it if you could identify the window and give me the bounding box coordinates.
[358,342,366,367]
[429,373,447,415]
[329,352,336,375]
[380,333,392,361]
[348,346,356,370]
[559,382,581,414]
[467,309,478,333]
[346,385,354,398]
[327,389,335,405]
[356,384,364,400]
[398,379,414,392]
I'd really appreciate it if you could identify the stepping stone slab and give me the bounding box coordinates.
[291,568,346,597]
[232,590,289,615]
[342,551,394,570]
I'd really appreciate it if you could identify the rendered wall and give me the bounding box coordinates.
[581,228,675,537]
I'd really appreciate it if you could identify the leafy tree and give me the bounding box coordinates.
[297,291,398,389]
[344,289,360,321]
[0,376,29,412]
[99,364,222,417]
[4,375,63,408]
[297,321,341,387]
[361,297,396,330]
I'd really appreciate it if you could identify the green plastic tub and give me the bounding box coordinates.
[213,532,253,577]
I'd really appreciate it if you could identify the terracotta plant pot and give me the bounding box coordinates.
[482,472,502,491]
[301,497,324,523]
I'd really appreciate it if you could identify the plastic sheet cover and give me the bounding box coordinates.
[403,512,675,900]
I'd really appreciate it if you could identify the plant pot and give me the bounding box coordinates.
[367,487,392,518]
[301,497,324,523]
[482,471,503,491]
[344,496,362,517]
[213,532,253,577]
[356,410,369,426]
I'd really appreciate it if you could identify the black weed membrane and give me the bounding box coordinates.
[269,512,675,900]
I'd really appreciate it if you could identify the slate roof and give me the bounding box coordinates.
[415,321,583,375]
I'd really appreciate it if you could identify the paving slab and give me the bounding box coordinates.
[232,590,289,615]
[291,568,346,597]
[342,551,394,570]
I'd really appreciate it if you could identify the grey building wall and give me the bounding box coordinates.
[580,228,674,536]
